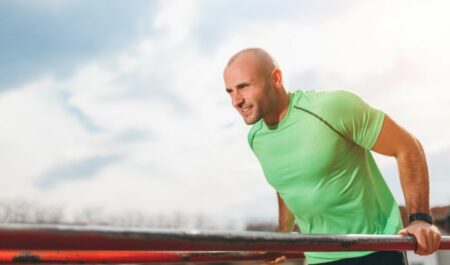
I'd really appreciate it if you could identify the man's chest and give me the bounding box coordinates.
[252,119,359,191]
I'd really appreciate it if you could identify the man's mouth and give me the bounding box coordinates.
[241,106,252,116]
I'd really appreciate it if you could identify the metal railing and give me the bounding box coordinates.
[0,223,448,263]
[0,250,304,263]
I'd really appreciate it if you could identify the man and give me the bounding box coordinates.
[223,48,441,264]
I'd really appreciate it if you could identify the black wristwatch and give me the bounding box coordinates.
[409,212,433,225]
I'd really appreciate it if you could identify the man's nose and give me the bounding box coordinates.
[232,92,244,108]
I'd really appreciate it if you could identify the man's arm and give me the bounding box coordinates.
[277,193,295,232]
[371,114,441,255]
[266,193,296,265]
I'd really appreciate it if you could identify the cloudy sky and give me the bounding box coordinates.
[1,0,449,228]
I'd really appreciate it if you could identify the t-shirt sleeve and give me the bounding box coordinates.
[326,90,385,149]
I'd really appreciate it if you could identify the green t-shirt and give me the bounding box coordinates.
[248,90,403,264]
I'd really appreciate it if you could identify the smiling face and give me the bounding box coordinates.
[223,52,277,125]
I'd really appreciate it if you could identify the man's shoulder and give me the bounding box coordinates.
[295,89,360,103]
[294,89,367,114]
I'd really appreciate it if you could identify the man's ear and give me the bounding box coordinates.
[272,68,283,88]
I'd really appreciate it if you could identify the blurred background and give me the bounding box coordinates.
[0,0,449,231]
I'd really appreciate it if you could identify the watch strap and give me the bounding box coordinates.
[408,212,433,225]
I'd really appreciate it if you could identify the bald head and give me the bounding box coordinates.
[225,48,278,79]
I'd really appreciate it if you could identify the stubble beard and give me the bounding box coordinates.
[243,91,273,125]
[242,105,263,125]
[242,83,274,125]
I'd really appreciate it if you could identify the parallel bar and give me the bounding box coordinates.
[0,224,449,252]
[0,250,304,263]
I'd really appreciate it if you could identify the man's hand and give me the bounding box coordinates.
[397,221,441,255]
[266,255,286,264]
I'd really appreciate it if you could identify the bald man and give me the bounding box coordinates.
[223,48,441,265]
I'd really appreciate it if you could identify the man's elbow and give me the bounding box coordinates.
[394,137,423,161]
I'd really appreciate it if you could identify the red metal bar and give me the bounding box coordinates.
[0,250,303,263]
[0,223,449,252]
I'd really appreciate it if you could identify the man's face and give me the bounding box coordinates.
[223,57,274,125]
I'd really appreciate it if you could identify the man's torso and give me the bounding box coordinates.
[248,89,403,264]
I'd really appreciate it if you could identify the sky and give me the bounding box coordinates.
[1,0,449,228]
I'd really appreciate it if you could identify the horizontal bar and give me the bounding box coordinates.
[0,223,449,252]
[0,250,303,263]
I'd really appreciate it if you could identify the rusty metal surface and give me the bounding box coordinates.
[0,223,449,252]
[0,250,303,263]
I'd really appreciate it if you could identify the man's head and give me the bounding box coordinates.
[223,48,285,125]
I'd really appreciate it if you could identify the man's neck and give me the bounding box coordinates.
[263,90,290,126]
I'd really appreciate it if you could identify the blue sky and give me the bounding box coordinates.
[0,0,449,227]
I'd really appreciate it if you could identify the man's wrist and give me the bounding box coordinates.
[409,212,433,225]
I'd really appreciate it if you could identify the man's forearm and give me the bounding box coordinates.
[277,193,295,232]
[397,138,430,215]
[396,139,442,255]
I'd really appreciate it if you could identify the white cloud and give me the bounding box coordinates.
[153,0,199,44]
[0,77,98,191]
